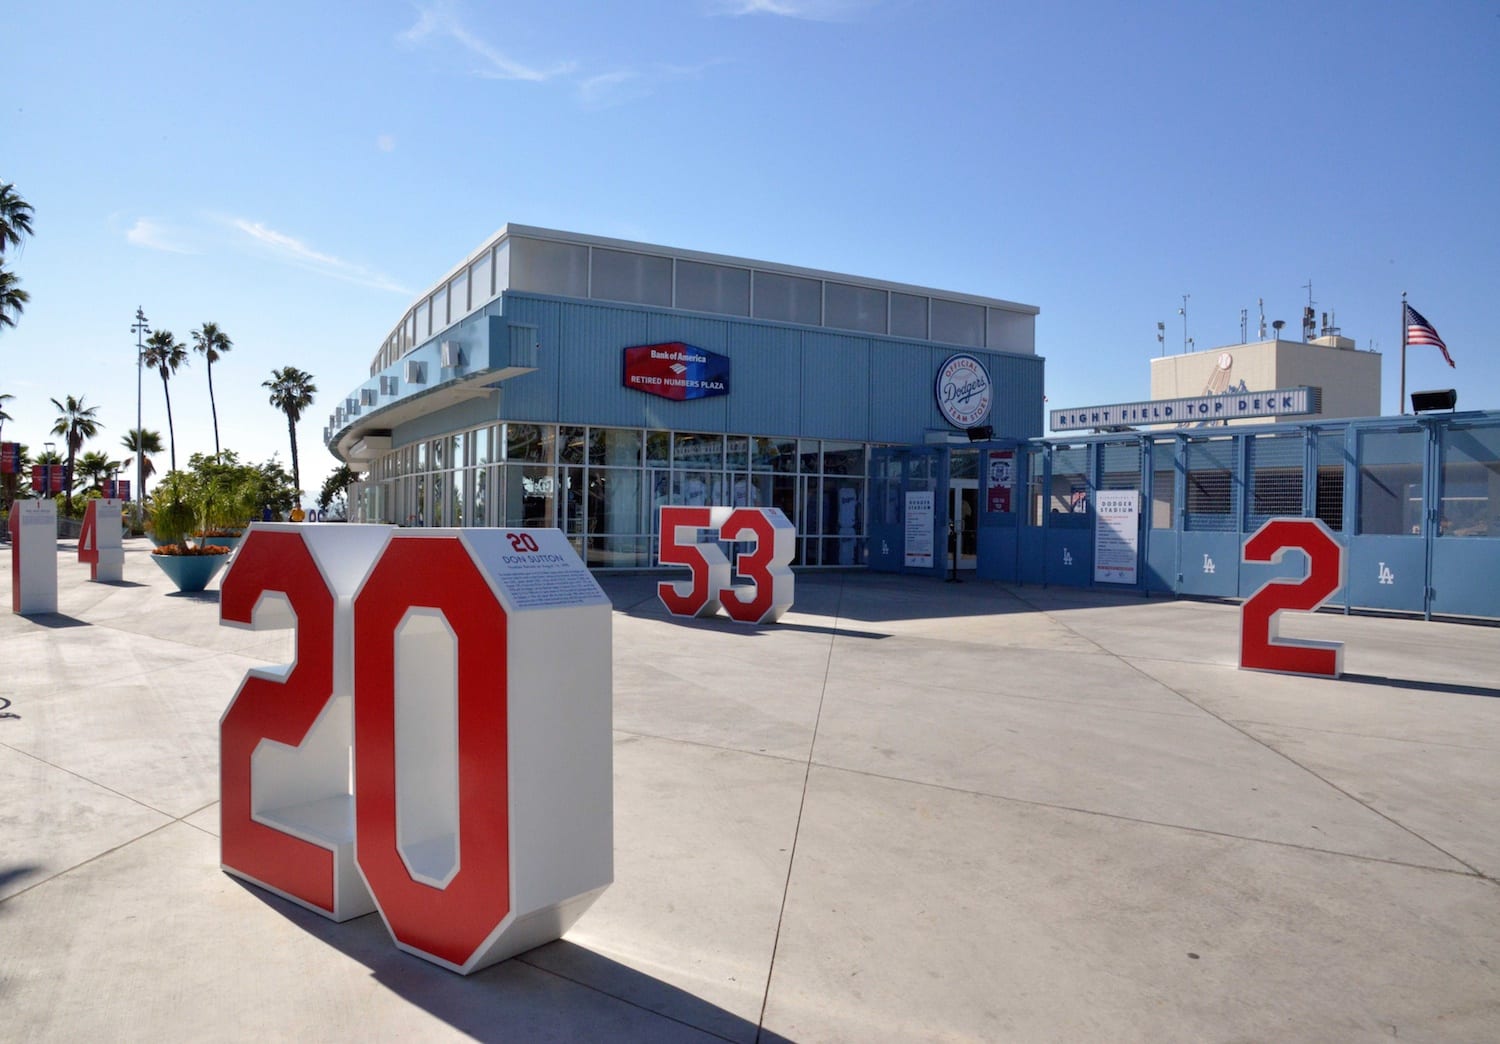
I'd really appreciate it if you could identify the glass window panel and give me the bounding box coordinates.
[724,435,750,471]
[509,237,587,297]
[676,260,750,316]
[507,423,554,463]
[473,466,490,526]
[1439,422,1500,538]
[415,299,431,341]
[493,240,510,294]
[412,475,427,526]
[987,308,1033,352]
[673,471,719,507]
[821,476,865,566]
[589,469,644,536]
[504,464,556,527]
[802,476,822,533]
[1358,429,1425,535]
[589,427,641,467]
[753,271,821,325]
[646,431,671,466]
[590,247,672,306]
[673,432,723,470]
[797,439,821,474]
[930,299,985,347]
[471,252,493,306]
[757,436,797,473]
[771,475,798,529]
[559,425,587,464]
[890,292,928,340]
[450,270,469,317]
[730,472,773,508]
[824,282,887,334]
[431,285,449,330]
[407,311,417,347]
[560,466,586,534]
[821,441,864,476]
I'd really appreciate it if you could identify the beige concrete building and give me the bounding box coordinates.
[1150,332,1381,424]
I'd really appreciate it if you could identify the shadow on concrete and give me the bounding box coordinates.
[0,864,41,893]
[1343,673,1500,700]
[19,613,91,629]
[0,694,18,719]
[96,580,150,589]
[597,571,1159,629]
[235,882,786,1042]
[164,590,221,604]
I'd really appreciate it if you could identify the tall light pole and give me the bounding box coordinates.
[1178,294,1190,354]
[131,306,150,526]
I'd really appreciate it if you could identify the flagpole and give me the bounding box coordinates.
[1399,291,1407,416]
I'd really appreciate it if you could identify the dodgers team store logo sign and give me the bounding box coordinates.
[935,353,992,428]
[622,342,730,401]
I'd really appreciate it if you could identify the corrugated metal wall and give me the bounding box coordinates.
[480,291,1045,445]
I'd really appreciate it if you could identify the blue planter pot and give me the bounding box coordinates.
[195,533,243,552]
[150,551,231,593]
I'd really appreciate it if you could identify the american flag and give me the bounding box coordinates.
[1405,303,1454,368]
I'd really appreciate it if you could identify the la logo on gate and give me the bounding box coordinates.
[219,523,613,975]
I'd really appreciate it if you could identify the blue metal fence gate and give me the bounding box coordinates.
[870,411,1500,621]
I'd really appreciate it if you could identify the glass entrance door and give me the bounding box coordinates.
[950,480,978,569]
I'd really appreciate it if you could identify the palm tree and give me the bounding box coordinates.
[50,394,102,514]
[191,321,233,455]
[0,183,34,336]
[121,428,163,500]
[0,183,34,255]
[0,391,13,443]
[77,450,119,492]
[0,268,26,331]
[141,330,189,470]
[263,367,317,494]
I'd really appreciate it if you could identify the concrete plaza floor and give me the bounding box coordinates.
[2,536,1498,1042]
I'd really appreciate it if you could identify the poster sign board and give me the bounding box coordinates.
[904,491,935,568]
[986,450,1014,513]
[1093,490,1139,584]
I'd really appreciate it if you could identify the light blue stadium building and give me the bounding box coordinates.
[327,225,1499,620]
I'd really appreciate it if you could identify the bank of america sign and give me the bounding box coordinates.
[1050,387,1321,432]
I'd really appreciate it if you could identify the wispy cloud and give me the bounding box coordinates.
[229,218,411,295]
[398,1,574,81]
[376,133,397,153]
[125,218,196,254]
[578,60,729,109]
[711,0,876,19]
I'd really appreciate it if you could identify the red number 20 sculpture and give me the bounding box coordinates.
[219,524,613,975]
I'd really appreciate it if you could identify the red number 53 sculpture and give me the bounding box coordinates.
[657,505,795,623]
[219,524,613,975]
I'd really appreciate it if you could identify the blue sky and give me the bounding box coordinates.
[4,0,1497,502]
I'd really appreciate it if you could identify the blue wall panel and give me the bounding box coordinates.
[726,325,802,437]
[869,345,940,444]
[799,332,871,440]
[490,296,564,422]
